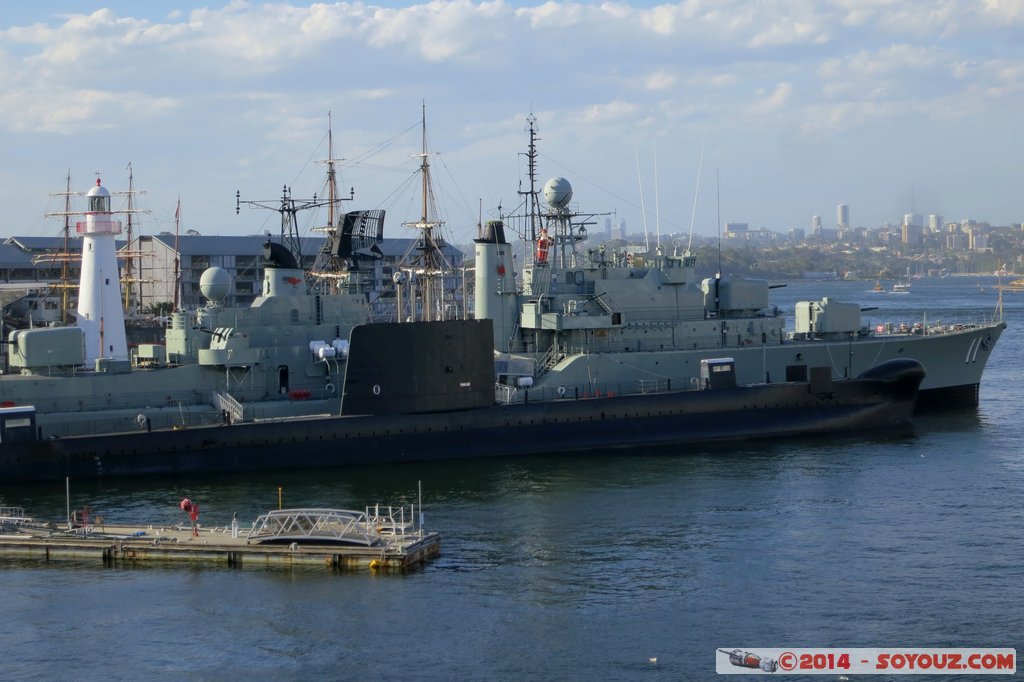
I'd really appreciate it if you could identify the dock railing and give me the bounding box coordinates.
[247,507,422,547]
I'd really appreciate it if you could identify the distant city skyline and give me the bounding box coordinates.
[1,1,1022,247]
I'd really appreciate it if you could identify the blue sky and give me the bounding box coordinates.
[2,1,1022,246]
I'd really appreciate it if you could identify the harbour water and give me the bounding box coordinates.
[1,277,1021,680]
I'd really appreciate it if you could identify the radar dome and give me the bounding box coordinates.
[543,177,573,209]
[200,267,231,304]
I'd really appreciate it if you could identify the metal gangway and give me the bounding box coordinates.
[0,507,32,525]
[247,507,420,547]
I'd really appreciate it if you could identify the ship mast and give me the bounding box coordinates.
[122,164,136,313]
[401,102,447,322]
[310,112,356,293]
[519,114,541,244]
[60,172,72,325]
[172,199,181,311]
[327,113,337,230]
[236,185,320,279]
[38,172,77,326]
[107,167,149,315]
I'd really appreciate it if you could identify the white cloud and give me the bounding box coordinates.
[516,1,585,30]
[820,44,944,81]
[0,86,178,133]
[982,0,1024,23]
[579,99,638,124]
[638,4,678,36]
[644,70,676,91]
[750,82,794,115]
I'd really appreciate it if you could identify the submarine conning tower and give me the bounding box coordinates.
[76,178,128,364]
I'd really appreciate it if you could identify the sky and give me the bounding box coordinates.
[1,0,1023,248]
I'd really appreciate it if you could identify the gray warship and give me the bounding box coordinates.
[476,119,1005,411]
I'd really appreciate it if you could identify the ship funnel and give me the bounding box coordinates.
[474,220,519,352]
[263,241,300,269]
[261,241,305,296]
[479,219,507,244]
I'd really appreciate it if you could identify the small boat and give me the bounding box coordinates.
[891,281,911,293]
[872,280,884,292]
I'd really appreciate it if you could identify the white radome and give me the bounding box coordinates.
[543,177,572,209]
[200,266,231,303]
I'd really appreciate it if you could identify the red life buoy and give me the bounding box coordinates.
[180,498,192,512]
[536,229,550,263]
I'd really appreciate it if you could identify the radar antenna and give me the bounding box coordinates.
[236,185,328,267]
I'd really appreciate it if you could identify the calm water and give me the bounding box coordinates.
[1,278,1021,681]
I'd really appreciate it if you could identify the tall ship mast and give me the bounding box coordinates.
[118,164,150,315]
[55,172,74,325]
[38,172,82,326]
[395,103,458,322]
[309,112,384,297]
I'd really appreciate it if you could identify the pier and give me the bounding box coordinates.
[0,507,440,571]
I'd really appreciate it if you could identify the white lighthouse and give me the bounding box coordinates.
[75,178,128,364]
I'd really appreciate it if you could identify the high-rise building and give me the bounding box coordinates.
[837,204,849,230]
[902,222,923,245]
[724,222,749,239]
[811,215,822,235]
[946,233,967,250]
[928,214,942,233]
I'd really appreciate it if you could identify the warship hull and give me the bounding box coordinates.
[533,321,1004,412]
[0,357,924,482]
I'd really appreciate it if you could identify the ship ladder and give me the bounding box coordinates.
[536,344,564,378]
